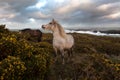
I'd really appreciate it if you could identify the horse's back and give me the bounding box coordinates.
[66,34,74,48]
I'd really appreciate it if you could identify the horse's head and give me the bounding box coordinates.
[42,19,57,31]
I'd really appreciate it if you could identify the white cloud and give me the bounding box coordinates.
[103,12,120,19]
[97,3,112,11]
[54,0,65,3]
[97,2,120,11]
[29,18,35,22]
[97,2,120,20]
[0,14,15,19]
[28,12,50,19]
[56,0,92,14]
[36,1,46,9]
[28,0,47,9]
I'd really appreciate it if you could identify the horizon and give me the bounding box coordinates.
[0,0,120,30]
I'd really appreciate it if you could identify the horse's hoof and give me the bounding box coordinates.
[62,62,65,65]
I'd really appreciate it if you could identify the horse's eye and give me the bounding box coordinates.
[49,23,52,24]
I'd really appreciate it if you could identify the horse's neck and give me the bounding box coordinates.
[53,28,66,38]
[53,29,61,38]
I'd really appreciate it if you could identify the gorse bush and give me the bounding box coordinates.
[0,56,26,80]
[0,25,9,33]
[0,25,52,80]
[0,34,18,60]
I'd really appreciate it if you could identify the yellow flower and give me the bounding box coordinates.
[8,68,12,71]
[9,64,13,68]
[17,66,20,69]
[104,59,109,62]
[4,69,7,73]
[13,62,16,65]
[116,67,120,71]
[0,76,4,80]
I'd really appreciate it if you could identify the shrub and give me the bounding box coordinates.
[0,25,9,33]
[22,54,51,80]
[0,56,26,80]
[0,34,18,60]
[0,30,52,80]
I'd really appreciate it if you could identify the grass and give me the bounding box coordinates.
[0,25,120,80]
[42,33,120,80]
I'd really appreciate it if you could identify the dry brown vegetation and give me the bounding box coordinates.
[41,33,120,80]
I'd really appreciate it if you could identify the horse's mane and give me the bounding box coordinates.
[55,22,66,38]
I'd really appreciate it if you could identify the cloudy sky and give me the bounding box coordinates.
[0,0,120,30]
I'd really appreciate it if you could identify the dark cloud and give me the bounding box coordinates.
[0,0,38,23]
[0,0,38,11]
[0,0,120,30]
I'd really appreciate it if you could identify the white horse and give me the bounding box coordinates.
[42,19,74,64]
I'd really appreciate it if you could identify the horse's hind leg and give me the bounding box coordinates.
[71,47,74,57]
[67,48,73,62]
[71,46,74,57]
[68,49,72,57]
[68,47,73,57]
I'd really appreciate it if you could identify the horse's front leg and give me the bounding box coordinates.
[53,47,58,62]
[60,49,65,64]
[53,47,58,57]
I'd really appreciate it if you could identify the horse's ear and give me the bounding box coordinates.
[52,19,56,23]
[52,18,55,21]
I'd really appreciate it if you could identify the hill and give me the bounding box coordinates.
[100,30,120,34]
[0,25,120,80]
